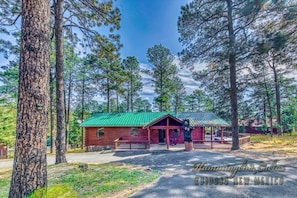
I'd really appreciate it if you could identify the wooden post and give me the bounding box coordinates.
[114,139,118,149]
[221,127,224,143]
[166,118,170,150]
[203,127,206,143]
[147,128,151,149]
[211,127,213,149]
[82,127,85,149]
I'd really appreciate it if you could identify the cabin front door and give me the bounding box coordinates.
[158,129,165,143]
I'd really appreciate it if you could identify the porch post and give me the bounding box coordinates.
[166,118,170,150]
[147,128,151,149]
[82,127,85,149]
[203,127,206,142]
[210,127,213,149]
[221,127,224,143]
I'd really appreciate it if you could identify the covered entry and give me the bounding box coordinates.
[144,114,183,149]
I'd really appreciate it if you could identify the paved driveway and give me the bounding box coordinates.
[122,150,297,198]
[0,151,150,169]
[1,150,296,198]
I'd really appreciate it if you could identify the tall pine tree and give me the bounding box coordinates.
[9,0,51,196]
[178,0,271,150]
[147,44,177,112]
[122,56,143,112]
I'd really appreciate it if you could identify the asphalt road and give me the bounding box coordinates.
[1,150,296,198]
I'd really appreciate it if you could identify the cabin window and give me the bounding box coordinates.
[97,128,104,138]
[131,128,138,136]
[173,129,180,137]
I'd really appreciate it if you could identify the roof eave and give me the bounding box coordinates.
[143,114,183,129]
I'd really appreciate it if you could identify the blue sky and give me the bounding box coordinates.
[112,0,201,102]
[116,0,185,63]
[0,0,201,104]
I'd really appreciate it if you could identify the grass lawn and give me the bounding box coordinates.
[243,131,297,154]
[0,163,160,198]
[0,169,10,198]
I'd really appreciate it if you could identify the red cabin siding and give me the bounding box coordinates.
[85,127,147,147]
[84,115,206,149]
[85,125,205,147]
[172,127,204,144]
[149,129,158,144]
[192,127,204,141]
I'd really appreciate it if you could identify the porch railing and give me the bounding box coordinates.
[114,136,149,150]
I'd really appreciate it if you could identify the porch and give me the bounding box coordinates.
[113,135,250,151]
[114,143,185,151]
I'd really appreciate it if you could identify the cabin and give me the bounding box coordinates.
[80,112,236,151]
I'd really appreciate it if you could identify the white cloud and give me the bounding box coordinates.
[172,55,206,71]
[93,95,105,103]
[141,85,156,95]
[138,56,206,100]
[91,57,207,105]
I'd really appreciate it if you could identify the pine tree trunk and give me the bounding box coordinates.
[107,78,111,112]
[263,96,266,124]
[9,0,51,197]
[175,95,178,115]
[55,0,67,164]
[126,91,130,112]
[116,90,119,112]
[127,80,130,112]
[160,74,163,112]
[50,71,55,154]
[265,83,273,137]
[272,55,282,135]
[130,79,133,112]
[227,0,239,150]
[64,89,68,151]
[230,54,239,150]
[65,68,72,150]
[81,75,85,149]
[191,97,194,111]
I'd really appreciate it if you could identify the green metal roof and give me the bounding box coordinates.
[80,112,169,127]
[80,112,230,127]
[176,112,230,127]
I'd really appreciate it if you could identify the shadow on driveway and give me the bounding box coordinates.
[113,150,296,198]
